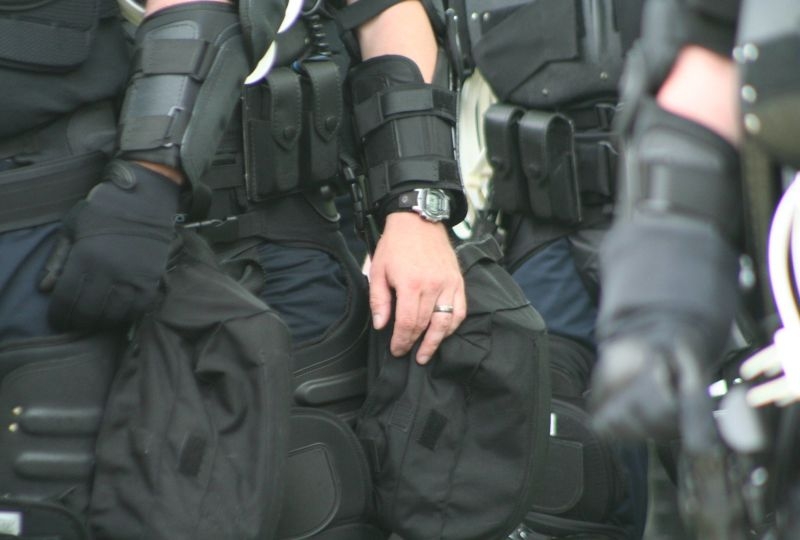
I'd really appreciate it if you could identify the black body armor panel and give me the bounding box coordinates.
[451,0,636,108]
[0,0,128,138]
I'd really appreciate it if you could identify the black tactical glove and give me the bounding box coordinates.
[40,160,181,331]
[589,216,740,441]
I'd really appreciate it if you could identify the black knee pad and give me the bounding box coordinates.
[524,335,631,539]
[277,408,379,540]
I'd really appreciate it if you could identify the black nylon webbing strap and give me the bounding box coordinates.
[368,158,460,202]
[118,114,190,152]
[135,39,217,79]
[0,152,105,233]
[334,0,406,31]
[353,86,457,138]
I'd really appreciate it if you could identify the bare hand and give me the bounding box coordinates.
[369,213,466,364]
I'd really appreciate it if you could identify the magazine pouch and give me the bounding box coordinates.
[518,110,581,225]
[243,67,303,201]
[484,103,529,214]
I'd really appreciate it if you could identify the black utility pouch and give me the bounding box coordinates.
[298,60,343,188]
[484,103,529,214]
[518,110,582,225]
[243,67,303,202]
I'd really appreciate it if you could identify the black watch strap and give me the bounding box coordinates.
[382,188,452,222]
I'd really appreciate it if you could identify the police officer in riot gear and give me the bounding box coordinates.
[0,0,289,534]
[590,0,800,538]
[447,0,648,537]
[590,0,744,442]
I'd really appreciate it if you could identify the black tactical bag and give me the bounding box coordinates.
[88,230,293,540]
[356,237,551,540]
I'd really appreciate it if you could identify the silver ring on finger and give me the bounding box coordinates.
[433,304,454,314]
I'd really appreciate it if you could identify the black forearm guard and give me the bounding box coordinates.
[349,54,467,226]
[117,3,249,186]
[619,98,742,244]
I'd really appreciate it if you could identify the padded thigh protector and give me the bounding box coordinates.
[117,3,249,186]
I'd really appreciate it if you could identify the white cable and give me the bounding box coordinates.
[742,173,800,407]
[767,173,800,329]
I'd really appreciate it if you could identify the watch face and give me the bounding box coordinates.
[420,189,450,221]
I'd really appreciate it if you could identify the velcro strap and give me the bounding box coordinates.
[354,86,457,138]
[633,100,742,242]
[136,38,217,80]
[368,158,460,202]
[640,160,740,239]
[118,113,190,152]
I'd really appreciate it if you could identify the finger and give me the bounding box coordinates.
[416,305,453,365]
[390,285,425,357]
[368,264,393,330]
[446,282,467,337]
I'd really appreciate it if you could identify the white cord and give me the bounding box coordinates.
[453,70,497,240]
[741,173,800,407]
[244,0,304,85]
